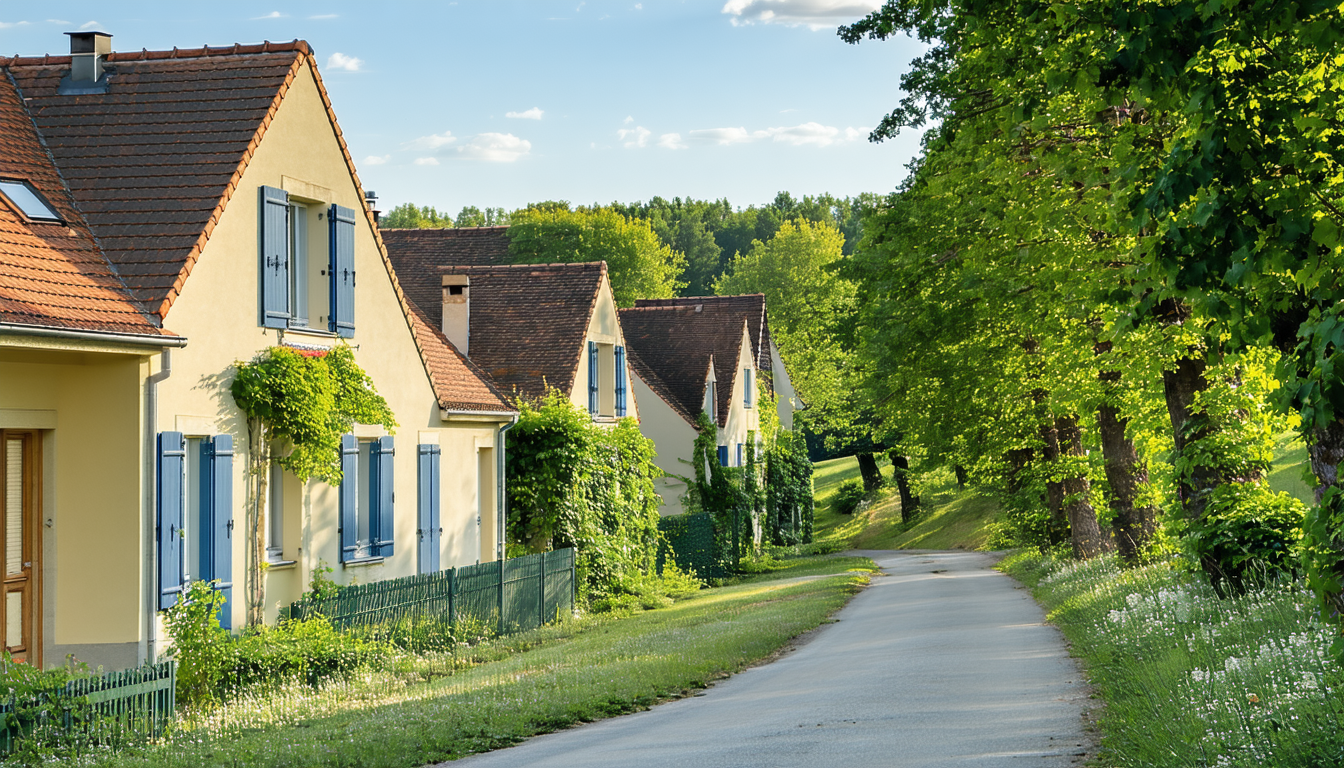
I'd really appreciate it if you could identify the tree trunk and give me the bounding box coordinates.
[1308,419,1344,619]
[889,452,920,523]
[1096,400,1157,564]
[1005,448,1034,495]
[1040,419,1067,541]
[245,420,269,629]
[954,465,967,491]
[857,452,883,492]
[1056,416,1111,559]
[1161,352,1222,521]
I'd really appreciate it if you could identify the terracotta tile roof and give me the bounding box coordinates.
[3,41,312,318]
[617,304,747,428]
[634,294,773,379]
[379,227,511,268]
[0,71,168,337]
[403,302,515,413]
[383,235,607,401]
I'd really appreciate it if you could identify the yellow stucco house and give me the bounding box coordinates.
[0,34,515,670]
[382,228,640,422]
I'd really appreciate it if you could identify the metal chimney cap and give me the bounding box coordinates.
[66,31,113,55]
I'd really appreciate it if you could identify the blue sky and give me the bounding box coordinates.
[1,2,926,215]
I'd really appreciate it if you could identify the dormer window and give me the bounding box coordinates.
[0,179,61,223]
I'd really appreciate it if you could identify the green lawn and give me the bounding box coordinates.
[99,556,876,768]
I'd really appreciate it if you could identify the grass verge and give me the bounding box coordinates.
[999,551,1343,767]
[91,555,876,768]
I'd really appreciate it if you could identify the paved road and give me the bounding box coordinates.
[445,550,1092,768]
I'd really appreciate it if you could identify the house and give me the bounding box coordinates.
[0,33,515,670]
[618,302,761,515]
[633,294,800,430]
[383,229,639,421]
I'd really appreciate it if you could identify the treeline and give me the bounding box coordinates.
[830,0,1344,644]
[380,193,876,297]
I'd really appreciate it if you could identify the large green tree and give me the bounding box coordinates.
[507,206,686,306]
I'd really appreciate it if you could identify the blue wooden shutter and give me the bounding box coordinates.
[328,204,357,338]
[718,445,729,467]
[339,434,359,563]
[744,369,752,407]
[615,346,626,417]
[209,435,234,630]
[373,436,396,557]
[417,444,441,574]
[737,443,744,467]
[588,341,599,414]
[157,432,185,610]
[259,186,291,328]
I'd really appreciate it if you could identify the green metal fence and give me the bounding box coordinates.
[286,548,576,636]
[0,660,175,753]
[658,512,728,579]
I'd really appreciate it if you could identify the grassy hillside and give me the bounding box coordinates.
[811,432,1316,553]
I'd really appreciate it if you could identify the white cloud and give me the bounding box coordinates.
[413,157,440,166]
[689,127,769,145]
[78,20,104,30]
[721,0,880,30]
[46,19,70,25]
[635,2,643,8]
[844,126,868,141]
[408,131,457,150]
[363,155,391,166]
[658,133,687,150]
[309,13,338,19]
[0,21,32,29]
[767,121,842,146]
[326,53,363,72]
[618,126,651,148]
[623,115,634,125]
[250,11,286,20]
[459,133,531,163]
[506,107,544,120]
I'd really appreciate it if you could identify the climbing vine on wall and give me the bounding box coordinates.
[230,345,396,627]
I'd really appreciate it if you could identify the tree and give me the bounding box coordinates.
[455,205,511,227]
[379,203,453,229]
[507,206,686,306]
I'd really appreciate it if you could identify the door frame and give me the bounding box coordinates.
[1,430,41,666]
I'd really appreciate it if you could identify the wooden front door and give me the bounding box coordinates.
[1,431,40,665]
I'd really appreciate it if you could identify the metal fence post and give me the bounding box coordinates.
[539,550,547,628]
[498,557,506,635]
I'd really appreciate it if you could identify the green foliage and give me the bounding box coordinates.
[504,391,667,605]
[765,430,814,546]
[506,206,686,307]
[0,654,104,763]
[231,345,395,484]
[307,560,341,601]
[1187,482,1307,596]
[453,205,510,227]
[379,203,453,229]
[831,480,865,516]
[163,580,385,710]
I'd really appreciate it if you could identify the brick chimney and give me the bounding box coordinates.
[441,275,470,355]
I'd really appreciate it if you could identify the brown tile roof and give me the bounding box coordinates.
[0,71,168,337]
[379,227,511,268]
[383,236,607,401]
[404,302,515,413]
[3,41,312,318]
[634,294,773,379]
[617,304,747,428]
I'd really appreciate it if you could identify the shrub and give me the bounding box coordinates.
[0,654,102,762]
[1187,481,1306,596]
[832,481,866,516]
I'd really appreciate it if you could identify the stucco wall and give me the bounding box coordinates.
[769,338,798,431]
[568,276,639,422]
[157,59,502,632]
[0,341,149,669]
[628,374,696,516]
[718,323,760,467]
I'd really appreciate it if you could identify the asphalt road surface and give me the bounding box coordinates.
[444,550,1092,768]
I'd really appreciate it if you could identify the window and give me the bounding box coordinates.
[614,346,627,417]
[736,443,744,467]
[157,432,233,628]
[259,186,355,336]
[717,445,729,467]
[339,434,394,563]
[743,369,753,408]
[0,179,60,223]
[588,342,599,415]
[705,381,716,418]
[417,444,441,574]
[267,461,286,563]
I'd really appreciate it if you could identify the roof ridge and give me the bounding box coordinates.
[434,261,605,272]
[0,40,310,67]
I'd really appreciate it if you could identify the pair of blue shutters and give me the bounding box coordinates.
[259,186,356,337]
[614,346,627,417]
[718,445,729,467]
[588,342,599,414]
[339,435,395,562]
[157,432,233,629]
[417,444,441,574]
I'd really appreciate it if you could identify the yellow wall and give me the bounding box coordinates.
[769,338,798,431]
[568,275,640,422]
[718,322,760,466]
[0,340,150,666]
[157,59,505,632]
[628,373,697,516]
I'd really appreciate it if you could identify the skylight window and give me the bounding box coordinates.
[0,180,61,223]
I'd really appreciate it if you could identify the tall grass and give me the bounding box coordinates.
[1002,552,1343,767]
